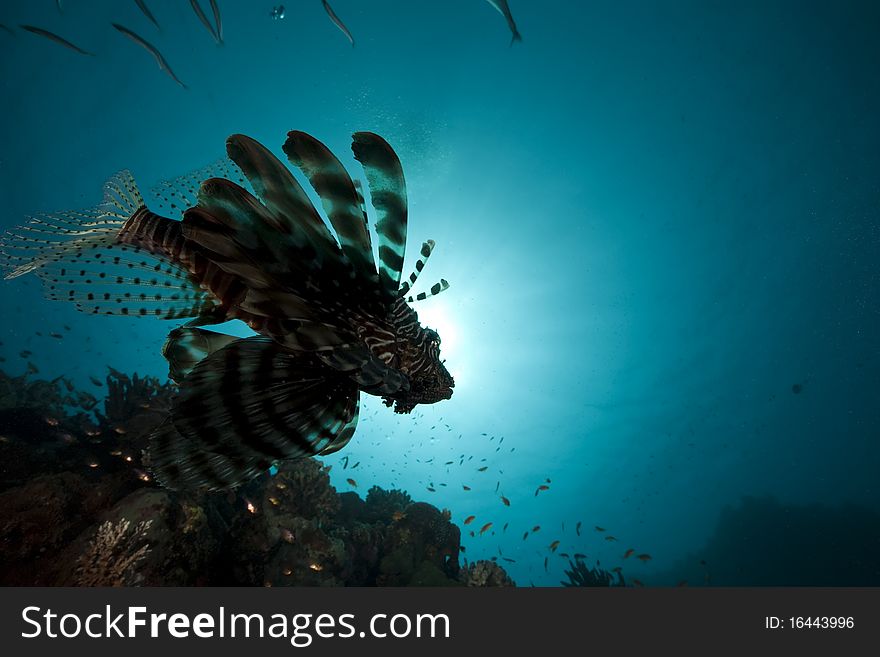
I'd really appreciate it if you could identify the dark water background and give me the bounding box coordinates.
[0,0,878,585]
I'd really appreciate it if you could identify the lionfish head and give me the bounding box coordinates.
[384,310,455,414]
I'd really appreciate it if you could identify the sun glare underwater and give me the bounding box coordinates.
[0,0,878,587]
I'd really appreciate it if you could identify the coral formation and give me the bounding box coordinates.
[561,558,625,587]
[75,518,153,586]
[0,367,513,587]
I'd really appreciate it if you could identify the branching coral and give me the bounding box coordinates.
[75,518,153,586]
[561,558,625,587]
[99,371,173,426]
[363,486,412,523]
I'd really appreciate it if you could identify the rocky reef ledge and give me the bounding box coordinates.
[0,368,513,587]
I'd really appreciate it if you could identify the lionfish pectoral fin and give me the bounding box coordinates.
[161,326,238,383]
[148,337,359,491]
[351,131,408,301]
[0,171,219,320]
[316,401,359,456]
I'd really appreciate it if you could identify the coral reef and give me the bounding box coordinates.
[460,560,516,587]
[561,558,625,587]
[0,367,513,587]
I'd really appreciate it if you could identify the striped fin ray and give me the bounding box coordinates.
[351,131,408,300]
[396,239,435,298]
[148,337,360,491]
[36,242,218,318]
[0,171,142,279]
[406,278,450,303]
[224,134,342,267]
[282,131,380,294]
[149,158,251,219]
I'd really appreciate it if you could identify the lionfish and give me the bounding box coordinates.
[0,131,454,490]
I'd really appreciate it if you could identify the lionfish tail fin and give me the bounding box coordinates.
[148,337,360,491]
[0,171,219,320]
[0,171,142,280]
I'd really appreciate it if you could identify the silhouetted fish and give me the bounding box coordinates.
[322,0,354,47]
[0,23,14,37]
[484,0,522,45]
[20,25,93,55]
[209,0,223,44]
[1,130,454,492]
[111,23,187,89]
[134,0,161,31]
[189,0,219,43]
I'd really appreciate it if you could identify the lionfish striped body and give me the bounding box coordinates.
[0,131,454,490]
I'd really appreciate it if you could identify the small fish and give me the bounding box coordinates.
[477,466,488,472]
[604,535,617,542]
[391,511,406,521]
[594,526,605,532]
[611,566,622,573]
[89,375,103,387]
[573,553,587,560]
[502,522,508,532]
[549,540,560,552]
[27,362,39,374]
[534,484,549,496]
[462,485,471,491]
[494,481,500,492]
[502,557,515,563]
[575,521,582,537]
[463,515,476,525]
[543,557,548,572]
[531,525,540,533]
[49,332,63,339]
[189,0,220,43]
[500,495,510,506]
[479,522,493,535]
[636,554,652,562]
[134,0,162,31]
[426,486,435,492]
[342,456,349,469]
[20,25,93,55]
[322,0,354,47]
[346,477,357,487]
[112,24,188,89]
[484,0,522,45]
[351,461,360,469]
[209,0,223,44]
[0,23,14,37]
[623,548,635,559]
[19,350,32,358]
[632,578,645,587]
[45,416,59,427]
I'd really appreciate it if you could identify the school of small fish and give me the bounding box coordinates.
[4,1,523,90]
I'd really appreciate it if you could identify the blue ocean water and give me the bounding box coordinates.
[0,0,878,586]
